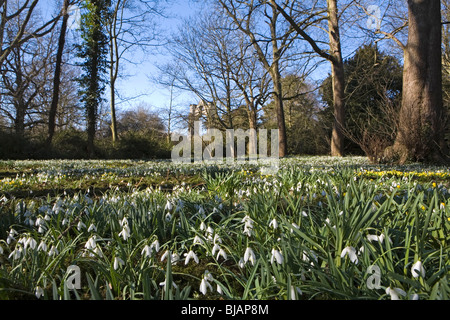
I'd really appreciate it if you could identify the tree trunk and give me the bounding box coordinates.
[327,0,345,157]
[247,105,258,157]
[15,101,25,138]
[108,1,120,145]
[47,0,69,148]
[272,67,288,158]
[392,0,448,163]
[270,6,287,158]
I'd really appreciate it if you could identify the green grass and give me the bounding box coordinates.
[0,157,449,300]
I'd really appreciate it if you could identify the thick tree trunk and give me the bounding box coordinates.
[47,0,70,148]
[392,0,448,163]
[327,0,345,157]
[15,102,25,138]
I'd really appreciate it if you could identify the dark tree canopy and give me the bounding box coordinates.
[321,44,403,159]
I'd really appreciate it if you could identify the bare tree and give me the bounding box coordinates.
[107,0,165,144]
[0,8,57,138]
[217,0,301,158]
[158,6,276,158]
[0,0,61,68]
[47,0,73,148]
[269,0,346,157]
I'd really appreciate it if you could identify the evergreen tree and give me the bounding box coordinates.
[320,44,403,161]
[76,0,110,157]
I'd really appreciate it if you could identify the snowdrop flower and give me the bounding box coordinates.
[161,250,169,262]
[85,235,97,250]
[386,287,406,300]
[270,248,284,265]
[340,246,358,264]
[193,236,204,245]
[290,223,300,233]
[199,271,213,295]
[93,247,103,258]
[0,246,3,255]
[193,235,204,245]
[159,280,178,290]
[119,217,128,227]
[243,225,253,237]
[35,217,47,233]
[7,228,17,244]
[302,250,318,264]
[199,221,206,231]
[212,243,220,256]
[269,218,278,230]
[35,287,44,299]
[199,278,212,295]
[161,250,180,265]
[367,234,382,242]
[142,245,152,258]
[52,201,63,215]
[217,284,223,295]
[37,241,47,252]
[8,247,22,260]
[238,258,245,269]
[164,200,173,211]
[25,237,37,250]
[216,247,227,260]
[410,293,420,300]
[62,218,69,226]
[88,223,97,233]
[290,286,303,300]
[205,226,214,240]
[367,233,392,244]
[213,234,222,244]
[24,217,34,227]
[165,212,172,222]
[114,256,124,270]
[184,250,199,265]
[118,224,131,241]
[77,221,86,231]
[242,216,254,237]
[242,215,253,226]
[48,245,58,257]
[150,239,160,253]
[244,247,256,266]
[411,260,425,278]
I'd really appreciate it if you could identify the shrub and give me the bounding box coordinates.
[51,128,89,159]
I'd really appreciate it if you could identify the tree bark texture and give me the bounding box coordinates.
[327,0,346,157]
[393,0,448,163]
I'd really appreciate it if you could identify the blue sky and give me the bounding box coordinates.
[40,0,200,114]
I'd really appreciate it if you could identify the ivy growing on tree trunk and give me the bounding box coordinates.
[76,0,110,158]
